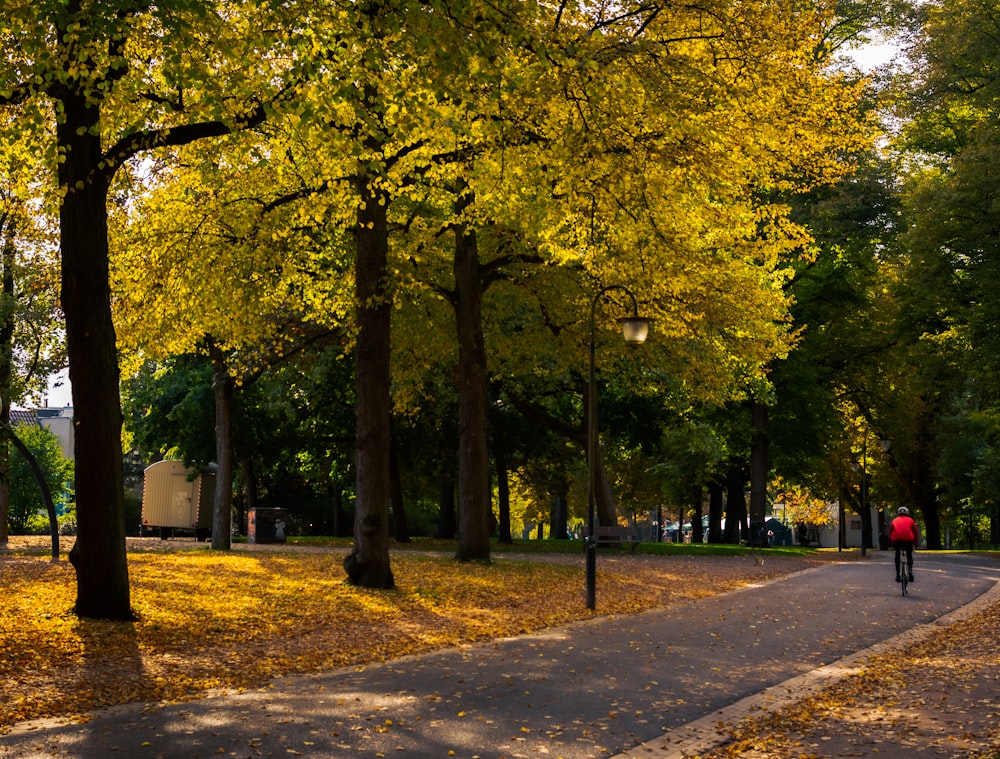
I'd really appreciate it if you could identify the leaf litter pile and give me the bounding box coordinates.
[0,538,817,734]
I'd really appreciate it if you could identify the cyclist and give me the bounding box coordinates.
[889,506,919,583]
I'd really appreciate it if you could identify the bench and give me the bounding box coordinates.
[583,525,640,553]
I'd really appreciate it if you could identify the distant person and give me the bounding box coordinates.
[889,506,919,583]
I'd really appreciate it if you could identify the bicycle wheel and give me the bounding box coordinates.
[901,575,908,596]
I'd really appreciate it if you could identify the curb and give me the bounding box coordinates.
[610,576,1000,759]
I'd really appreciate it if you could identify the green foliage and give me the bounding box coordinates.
[122,356,215,465]
[872,0,1000,545]
[6,425,73,535]
[123,491,142,537]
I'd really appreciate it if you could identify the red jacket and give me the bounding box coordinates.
[890,514,918,544]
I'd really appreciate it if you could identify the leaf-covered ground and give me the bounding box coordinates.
[0,537,821,734]
[699,583,1000,759]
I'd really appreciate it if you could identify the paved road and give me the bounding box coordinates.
[2,552,997,759]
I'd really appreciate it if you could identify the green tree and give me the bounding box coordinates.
[0,104,63,548]
[0,0,320,617]
[123,356,216,466]
[879,0,1000,547]
[6,424,73,535]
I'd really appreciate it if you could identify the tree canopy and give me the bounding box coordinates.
[21,0,1000,617]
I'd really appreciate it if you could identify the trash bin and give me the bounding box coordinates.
[248,507,288,544]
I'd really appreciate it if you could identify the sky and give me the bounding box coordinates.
[46,370,73,408]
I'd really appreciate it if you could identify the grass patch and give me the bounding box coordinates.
[280,534,818,559]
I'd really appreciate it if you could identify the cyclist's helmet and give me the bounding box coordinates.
[897,507,910,516]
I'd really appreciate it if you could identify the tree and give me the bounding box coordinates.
[122,356,216,466]
[379,0,873,561]
[876,0,1000,547]
[0,0,311,618]
[0,104,63,548]
[4,423,73,536]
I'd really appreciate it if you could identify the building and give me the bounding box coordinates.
[7,406,74,461]
[35,407,74,461]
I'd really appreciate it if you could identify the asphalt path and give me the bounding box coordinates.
[2,552,998,759]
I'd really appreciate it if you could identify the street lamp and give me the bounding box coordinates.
[586,285,650,610]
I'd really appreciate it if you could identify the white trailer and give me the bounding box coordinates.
[141,460,215,540]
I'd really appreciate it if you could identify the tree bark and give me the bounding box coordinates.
[490,397,513,544]
[0,224,14,548]
[707,479,725,543]
[209,342,234,550]
[344,163,394,588]
[494,440,512,544]
[594,445,617,527]
[749,400,769,546]
[0,427,7,549]
[724,460,747,544]
[505,388,617,525]
[453,212,492,562]
[912,410,942,549]
[389,433,410,543]
[690,486,704,544]
[238,457,258,536]
[58,87,131,620]
[435,467,457,539]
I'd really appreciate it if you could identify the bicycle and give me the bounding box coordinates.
[894,543,914,596]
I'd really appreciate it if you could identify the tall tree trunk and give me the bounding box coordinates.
[690,486,704,544]
[238,457,258,536]
[491,402,512,544]
[332,485,345,537]
[453,210,491,562]
[707,479,725,543]
[912,411,941,549]
[209,342,233,550]
[389,433,411,543]
[345,163,394,588]
[585,379,618,527]
[551,493,569,540]
[58,88,131,620]
[0,424,7,549]
[550,468,570,540]
[749,401,769,546]
[435,467,457,539]
[594,446,617,526]
[494,445,512,544]
[724,460,746,544]
[0,223,14,548]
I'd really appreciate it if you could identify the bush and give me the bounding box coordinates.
[124,491,142,536]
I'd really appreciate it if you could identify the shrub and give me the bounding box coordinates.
[6,425,74,535]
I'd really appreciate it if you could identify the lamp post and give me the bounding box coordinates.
[586,285,649,610]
